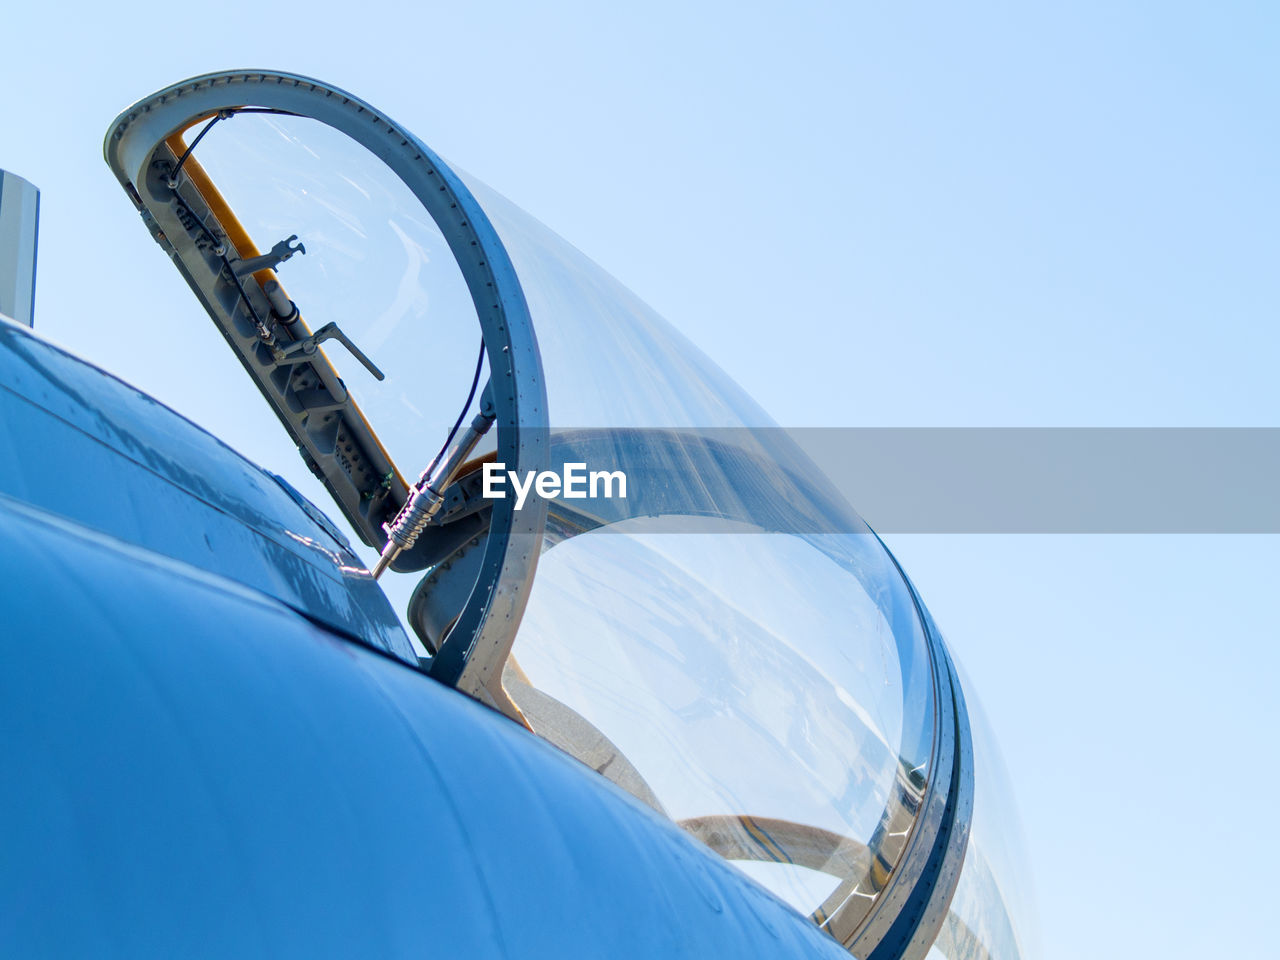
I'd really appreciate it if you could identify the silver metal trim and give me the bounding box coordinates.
[846,552,974,960]
[0,170,39,327]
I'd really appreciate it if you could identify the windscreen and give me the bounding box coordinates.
[466,173,940,923]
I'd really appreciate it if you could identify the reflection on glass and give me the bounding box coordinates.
[459,165,941,926]
[461,174,773,430]
[933,677,1038,960]
[171,107,988,946]
[190,114,489,475]
[511,525,933,917]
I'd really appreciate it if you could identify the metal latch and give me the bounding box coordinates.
[276,322,386,382]
[231,235,306,277]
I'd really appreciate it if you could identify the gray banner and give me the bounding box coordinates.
[522,428,1280,533]
[791,428,1280,533]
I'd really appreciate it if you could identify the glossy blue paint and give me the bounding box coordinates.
[0,317,414,662]
[0,496,850,959]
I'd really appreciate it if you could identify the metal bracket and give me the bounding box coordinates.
[232,235,306,276]
[275,321,385,382]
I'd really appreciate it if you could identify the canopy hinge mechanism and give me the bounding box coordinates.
[274,321,386,383]
[231,235,306,277]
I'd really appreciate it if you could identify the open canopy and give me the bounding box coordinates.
[105,71,1028,959]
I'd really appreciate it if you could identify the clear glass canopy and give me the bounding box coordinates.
[188,113,489,474]
[462,166,936,921]
[152,104,1031,954]
[930,678,1039,960]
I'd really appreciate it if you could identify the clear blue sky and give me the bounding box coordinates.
[3,3,1277,957]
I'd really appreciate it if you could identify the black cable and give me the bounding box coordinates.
[423,339,486,481]
[169,107,299,183]
[169,112,226,183]
[166,106,301,339]
[220,252,272,339]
